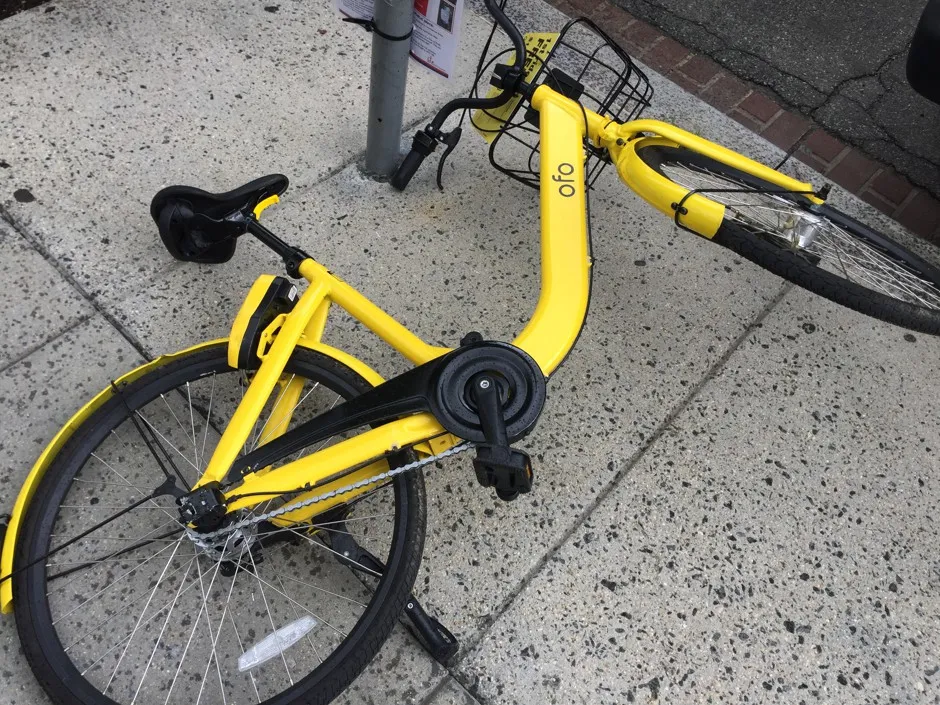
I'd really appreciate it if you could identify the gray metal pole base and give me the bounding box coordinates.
[363,0,414,180]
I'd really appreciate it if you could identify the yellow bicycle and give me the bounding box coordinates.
[3,4,940,705]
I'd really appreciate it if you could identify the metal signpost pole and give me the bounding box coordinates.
[364,0,414,179]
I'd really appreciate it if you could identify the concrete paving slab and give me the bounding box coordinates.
[5,0,940,702]
[0,0,494,301]
[0,217,92,369]
[0,314,142,705]
[0,315,143,506]
[456,286,940,703]
[421,676,483,705]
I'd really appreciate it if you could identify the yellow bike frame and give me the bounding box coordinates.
[1,84,824,612]
[198,87,595,509]
[201,86,822,510]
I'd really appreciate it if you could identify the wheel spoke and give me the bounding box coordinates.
[244,543,295,685]
[200,373,217,469]
[103,538,185,693]
[164,548,231,705]
[275,572,325,666]
[79,554,216,676]
[226,606,262,704]
[48,520,183,597]
[28,349,418,705]
[130,556,197,704]
[255,379,320,449]
[241,550,349,640]
[64,557,197,652]
[192,553,230,705]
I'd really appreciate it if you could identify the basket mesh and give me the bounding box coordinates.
[481,17,653,190]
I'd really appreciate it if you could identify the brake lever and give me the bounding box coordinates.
[435,127,463,191]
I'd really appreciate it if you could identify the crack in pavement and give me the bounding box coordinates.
[440,283,793,686]
[612,0,940,199]
[625,0,828,107]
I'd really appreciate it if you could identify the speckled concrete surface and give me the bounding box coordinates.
[2,0,940,703]
[0,218,91,368]
[0,0,494,301]
[0,316,143,705]
[455,289,940,704]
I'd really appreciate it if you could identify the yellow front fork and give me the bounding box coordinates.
[527,85,820,239]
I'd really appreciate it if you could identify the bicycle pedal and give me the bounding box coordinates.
[472,444,534,500]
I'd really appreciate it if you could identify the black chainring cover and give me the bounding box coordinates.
[429,342,546,443]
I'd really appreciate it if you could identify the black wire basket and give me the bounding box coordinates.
[478,17,653,190]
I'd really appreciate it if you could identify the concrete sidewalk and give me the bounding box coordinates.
[1,0,939,703]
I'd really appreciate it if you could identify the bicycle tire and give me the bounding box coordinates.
[14,342,426,705]
[637,144,940,335]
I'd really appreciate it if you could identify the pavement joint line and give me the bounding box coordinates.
[771,128,811,171]
[0,204,153,363]
[417,675,484,705]
[417,678,450,705]
[895,187,919,215]
[822,144,852,174]
[0,311,95,377]
[290,108,436,201]
[0,90,460,366]
[446,280,794,670]
[858,167,883,197]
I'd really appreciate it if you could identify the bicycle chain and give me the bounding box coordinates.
[186,441,475,545]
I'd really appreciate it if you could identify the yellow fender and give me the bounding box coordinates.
[0,338,386,613]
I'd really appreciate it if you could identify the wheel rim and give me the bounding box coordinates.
[25,352,412,705]
[661,162,940,311]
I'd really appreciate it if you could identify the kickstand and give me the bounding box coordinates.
[329,529,460,665]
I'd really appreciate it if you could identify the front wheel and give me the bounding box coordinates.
[637,145,940,335]
[14,343,426,705]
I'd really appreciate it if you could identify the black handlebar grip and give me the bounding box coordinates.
[391,148,427,191]
[391,130,438,191]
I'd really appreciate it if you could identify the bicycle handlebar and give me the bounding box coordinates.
[425,0,527,132]
[390,136,432,190]
[391,0,527,191]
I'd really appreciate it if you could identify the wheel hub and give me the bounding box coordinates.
[190,518,258,561]
[785,213,822,250]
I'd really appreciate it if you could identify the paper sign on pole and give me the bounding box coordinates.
[337,0,464,79]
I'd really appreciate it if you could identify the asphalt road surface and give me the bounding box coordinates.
[611,0,940,198]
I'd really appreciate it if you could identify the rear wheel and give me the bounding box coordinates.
[15,343,426,705]
[638,144,940,334]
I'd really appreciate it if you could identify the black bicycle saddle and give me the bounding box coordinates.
[151,174,289,264]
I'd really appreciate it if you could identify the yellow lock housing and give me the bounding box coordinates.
[228,275,299,368]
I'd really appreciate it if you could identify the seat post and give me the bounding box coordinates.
[246,220,312,279]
